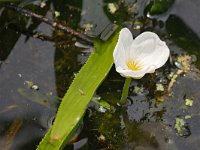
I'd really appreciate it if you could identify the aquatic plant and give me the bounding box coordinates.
[36,29,119,150]
[113,28,170,79]
[113,28,170,103]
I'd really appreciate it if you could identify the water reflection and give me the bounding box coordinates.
[80,0,111,37]
[0,8,21,62]
[0,17,56,149]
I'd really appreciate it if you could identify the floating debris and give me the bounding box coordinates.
[168,54,194,92]
[75,42,92,49]
[133,20,142,30]
[185,98,193,107]
[167,70,183,92]
[167,72,178,92]
[83,23,93,32]
[54,11,60,17]
[40,1,46,8]
[18,73,22,78]
[98,134,106,142]
[108,3,118,14]
[156,83,165,91]
[174,117,190,137]
[174,118,185,136]
[46,92,53,96]
[174,61,183,69]
[133,86,144,94]
[24,81,39,90]
[160,78,168,85]
[185,115,192,119]
[31,84,39,90]
[98,106,106,113]
[176,55,192,72]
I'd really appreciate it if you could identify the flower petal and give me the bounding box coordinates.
[129,31,169,69]
[134,31,159,45]
[129,32,158,60]
[113,29,170,79]
[116,65,156,79]
[117,28,133,51]
[150,40,170,68]
[113,28,133,69]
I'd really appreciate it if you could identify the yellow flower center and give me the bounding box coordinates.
[127,60,141,71]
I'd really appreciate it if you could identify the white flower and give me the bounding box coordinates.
[113,28,170,79]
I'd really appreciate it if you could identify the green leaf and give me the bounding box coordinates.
[36,29,119,150]
[150,0,174,15]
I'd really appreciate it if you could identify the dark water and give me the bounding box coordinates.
[1,0,200,150]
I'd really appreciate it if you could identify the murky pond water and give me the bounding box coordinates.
[1,0,200,150]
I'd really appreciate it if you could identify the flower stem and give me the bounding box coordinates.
[120,78,132,104]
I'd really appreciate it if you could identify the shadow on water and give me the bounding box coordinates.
[1,0,200,150]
